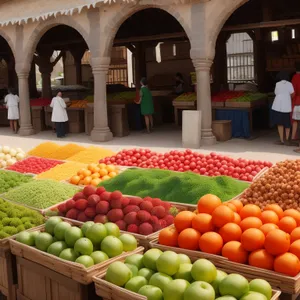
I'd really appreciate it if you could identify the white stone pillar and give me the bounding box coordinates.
[90,57,113,142]
[17,71,35,136]
[193,58,216,145]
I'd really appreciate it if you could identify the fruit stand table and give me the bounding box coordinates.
[0,107,9,126]
[172,100,196,126]
[31,106,46,133]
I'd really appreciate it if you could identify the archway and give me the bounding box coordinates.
[104,8,192,137]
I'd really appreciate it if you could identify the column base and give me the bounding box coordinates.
[201,129,217,146]
[18,126,35,136]
[90,127,113,142]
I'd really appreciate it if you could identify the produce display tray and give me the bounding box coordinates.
[9,222,145,285]
[212,101,225,108]
[225,97,267,108]
[93,267,281,300]
[172,100,196,107]
[149,238,300,296]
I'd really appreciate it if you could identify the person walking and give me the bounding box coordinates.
[50,90,68,138]
[4,88,19,134]
[136,77,154,133]
[271,72,294,145]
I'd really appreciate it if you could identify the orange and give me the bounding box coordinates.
[178,228,201,250]
[77,168,87,176]
[264,204,284,219]
[230,200,244,213]
[260,223,279,236]
[199,232,223,255]
[94,167,100,173]
[99,169,109,177]
[87,163,97,172]
[102,175,111,181]
[278,216,297,234]
[233,212,241,225]
[274,253,300,277]
[241,228,265,252]
[290,240,300,260]
[249,249,274,270]
[219,223,242,243]
[291,227,300,242]
[174,211,196,232]
[98,163,107,169]
[283,209,300,226]
[192,213,214,233]
[83,170,92,177]
[222,241,248,264]
[91,178,101,186]
[91,173,100,179]
[240,217,263,232]
[212,205,234,228]
[158,227,179,247]
[260,210,279,225]
[239,204,261,220]
[197,194,221,215]
[223,202,237,212]
[106,165,116,173]
[79,180,85,186]
[70,175,80,185]
[83,176,92,185]
[109,172,117,178]
[264,229,290,256]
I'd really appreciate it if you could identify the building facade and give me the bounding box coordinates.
[0,0,247,145]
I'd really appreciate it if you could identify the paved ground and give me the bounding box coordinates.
[0,125,299,163]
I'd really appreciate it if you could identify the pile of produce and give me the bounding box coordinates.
[100,169,249,203]
[0,198,44,239]
[85,95,94,103]
[4,180,79,209]
[241,160,300,210]
[45,143,86,160]
[68,100,88,108]
[212,91,245,103]
[105,248,274,300]
[0,146,26,168]
[227,93,267,103]
[28,142,61,158]
[69,163,119,186]
[48,186,176,235]
[30,98,51,107]
[67,146,115,164]
[0,170,33,193]
[100,148,271,182]
[16,217,138,268]
[36,162,86,181]
[7,157,64,174]
[174,93,196,102]
[159,194,300,277]
[107,91,136,103]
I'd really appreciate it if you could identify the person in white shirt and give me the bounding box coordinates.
[4,88,19,134]
[50,91,68,138]
[272,72,295,145]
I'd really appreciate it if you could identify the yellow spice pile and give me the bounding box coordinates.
[45,143,86,160]
[28,142,61,158]
[36,161,87,181]
[67,146,115,164]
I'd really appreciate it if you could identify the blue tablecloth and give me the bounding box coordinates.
[215,109,250,138]
[127,103,143,130]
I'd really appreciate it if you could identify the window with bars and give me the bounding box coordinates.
[226,32,255,83]
[107,47,128,86]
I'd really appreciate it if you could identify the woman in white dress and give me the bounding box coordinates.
[50,91,68,138]
[4,88,19,134]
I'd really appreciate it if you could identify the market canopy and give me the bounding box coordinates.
[0,0,206,27]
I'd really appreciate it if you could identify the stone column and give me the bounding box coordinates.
[39,64,53,99]
[193,58,216,145]
[70,48,86,85]
[90,57,113,142]
[17,71,35,136]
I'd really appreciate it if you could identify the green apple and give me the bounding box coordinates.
[125,276,148,293]
[143,249,162,271]
[174,264,193,282]
[240,292,267,300]
[191,259,217,283]
[211,270,228,296]
[125,263,138,277]
[156,251,180,276]
[138,285,163,300]
[184,281,215,300]
[105,261,132,287]
[249,279,272,300]
[138,268,155,281]
[164,279,190,300]
[216,297,237,300]
[219,274,249,299]
[125,254,144,270]
[178,254,191,264]
[149,272,173,291]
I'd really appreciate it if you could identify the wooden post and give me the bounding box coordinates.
[262,0,272,22]
[70,48,86,85]
[135,42,147,89]
[254,29,267,92]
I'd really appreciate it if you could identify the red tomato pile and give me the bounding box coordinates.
[30,98,51,107]
[99,149,272,182]
[212,91,245,102]
[7,157,64,174]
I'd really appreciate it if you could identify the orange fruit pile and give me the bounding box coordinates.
[158,194,300,277]
[69,163,119,186]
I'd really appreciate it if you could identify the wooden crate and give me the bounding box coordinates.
[149,238,300,297]
[93,269,281,300]
[10,222,144,285]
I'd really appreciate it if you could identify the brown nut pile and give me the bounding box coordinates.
[241,160,300,210]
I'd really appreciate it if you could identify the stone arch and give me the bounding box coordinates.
[0,29,16,60]
[207,0,248,55]
[22,15,91,69]
[101,4,192,57]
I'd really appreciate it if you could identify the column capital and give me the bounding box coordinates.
[15,62,31,75]
[90,57,111,73]
[17,71,29,79]
[192,58,213,71]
